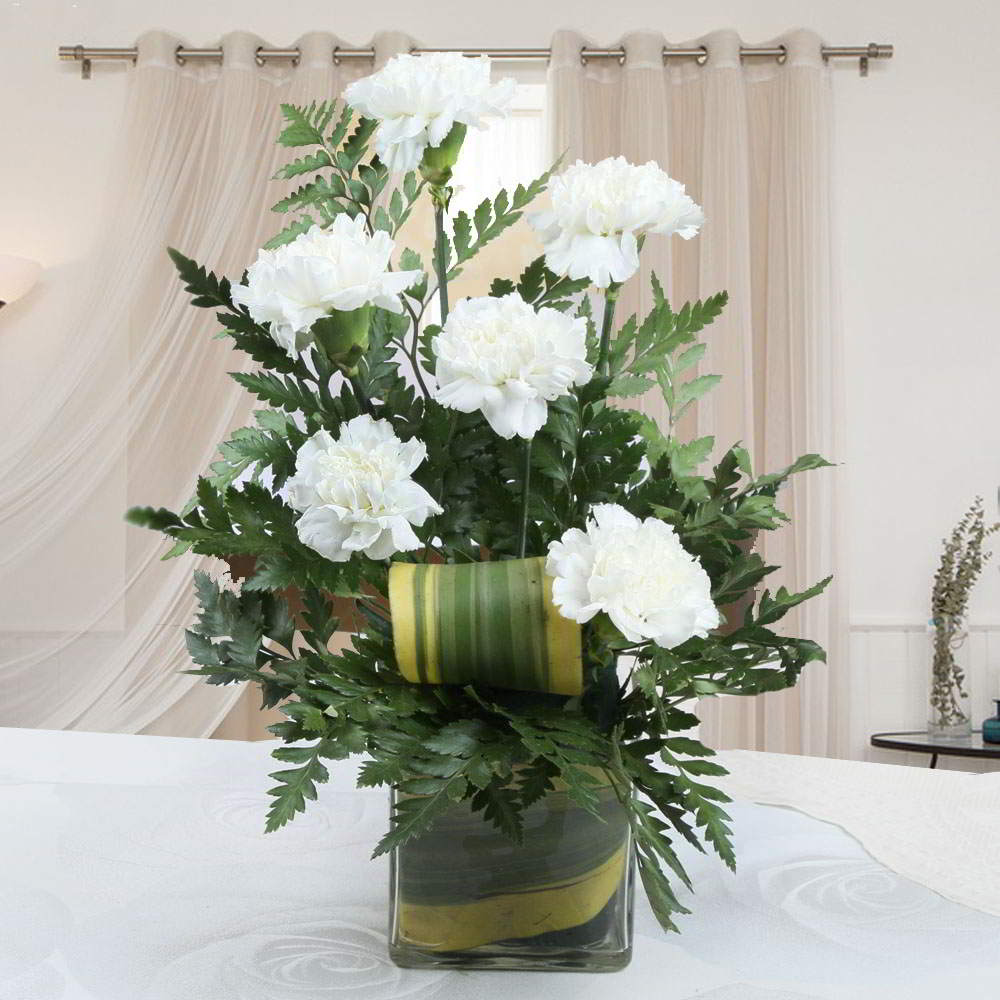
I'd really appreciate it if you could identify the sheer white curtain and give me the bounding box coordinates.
[0,31,403,737]
[548,28,847,756]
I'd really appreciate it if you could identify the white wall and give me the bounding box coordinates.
[3,0,999,753]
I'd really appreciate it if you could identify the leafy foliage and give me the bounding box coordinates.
[448,169,555,278]
[128,94,836,937]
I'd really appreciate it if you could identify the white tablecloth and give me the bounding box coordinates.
[715,748,1000,918]
[3,727,999,1000]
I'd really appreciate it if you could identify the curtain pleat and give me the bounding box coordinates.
[0,31,378,736]
[547,28,847,756]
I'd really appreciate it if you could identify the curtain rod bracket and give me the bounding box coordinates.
[74,44,91,80]
[256,46,300,67]
[860,42,879,77]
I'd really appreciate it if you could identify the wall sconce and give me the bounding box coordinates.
[0,254,43,310]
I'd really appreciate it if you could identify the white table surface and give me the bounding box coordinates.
[3,727,999,1000]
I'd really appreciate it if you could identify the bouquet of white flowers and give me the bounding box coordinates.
[129,52,831,972]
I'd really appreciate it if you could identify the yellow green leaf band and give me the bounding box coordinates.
[388,557,582,696]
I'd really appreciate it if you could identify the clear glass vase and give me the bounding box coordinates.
[388,778,634,972]
[928,619,972,739]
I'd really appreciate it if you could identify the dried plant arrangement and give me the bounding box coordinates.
[929,497,999,733]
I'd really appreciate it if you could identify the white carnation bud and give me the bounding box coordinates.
[231,215,421,359]
[529,157,704,289]
[432,293,593,440]
[344,52,516,176]
[546,503,721,648]
[285,415,442,562]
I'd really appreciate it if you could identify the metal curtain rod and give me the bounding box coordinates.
[59,42,893,80]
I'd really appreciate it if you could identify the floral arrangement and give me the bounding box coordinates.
[129,52,831,935]
[929,497,998,731]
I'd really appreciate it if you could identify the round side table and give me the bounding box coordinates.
[870,730,1000,769]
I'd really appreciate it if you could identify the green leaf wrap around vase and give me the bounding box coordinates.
[388,556,582,695]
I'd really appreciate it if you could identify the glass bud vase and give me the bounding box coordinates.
[927,618,972,739]
[388,777,634,972]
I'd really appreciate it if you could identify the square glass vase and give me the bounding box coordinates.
[388,779,634,972]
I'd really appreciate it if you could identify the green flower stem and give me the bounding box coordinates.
[433,196,450,324]
[349,374,374,417]
[597,284,621,377]
[399,298,430,400]
[425,412,458,564]
[518,437,533,559]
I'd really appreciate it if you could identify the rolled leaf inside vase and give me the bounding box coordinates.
[389,777,633,970]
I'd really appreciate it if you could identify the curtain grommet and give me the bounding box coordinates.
[696,45,708,66]
[579,45,588,66]
[333,45,341,66]
[255,46,266,67]
[776,44,788,65]
[174,44,186,67]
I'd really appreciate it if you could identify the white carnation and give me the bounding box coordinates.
[546,503,720,647]
[432,293,593,439]
[343,52,516,173]
[529,157,705,289]
[285,415,442,562]
[230,215,422,358]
